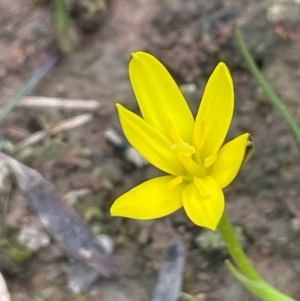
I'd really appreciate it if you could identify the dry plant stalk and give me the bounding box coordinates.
[19,97,100,111]
[13,113,93,152]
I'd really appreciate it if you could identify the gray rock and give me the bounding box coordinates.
[150,236,185,301]
[17,225,50,252]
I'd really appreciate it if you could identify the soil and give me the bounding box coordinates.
[1,0,300,300]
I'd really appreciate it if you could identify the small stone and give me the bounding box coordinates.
[124,147,148,168]
[17,225,50,252]
[0,160,10,193]
[67,234,114,293]
[195,293,207,301]
[96,234,114,254]
[195,226,246,252]
[291,217,300,231]
[179,292,193,301]
[0,273,10,301]
[68,260,100,293]
[104,127,148,168]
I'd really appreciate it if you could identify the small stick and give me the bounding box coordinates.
[0,124,30,139]
[14,113,93,152]
[19,96,101,111]
[64,188,92,200]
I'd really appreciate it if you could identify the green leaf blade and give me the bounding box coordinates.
[226,261,297,301]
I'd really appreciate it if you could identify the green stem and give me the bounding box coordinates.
[0,56,57,124]
[219,213,298,300]
[55,0,79,53]
[234,26,300,152]
[217,212,262,280]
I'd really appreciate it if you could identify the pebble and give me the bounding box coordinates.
[195,226,245,252]
[17,225,50,252]
[0,273,10,301]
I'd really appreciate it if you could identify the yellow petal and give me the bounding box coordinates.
[129,52,194,143]
[111,176,184,219]
[182,176,224,230]
[210,133,251,188]
[117,104,185,176]
[194,62,234,157]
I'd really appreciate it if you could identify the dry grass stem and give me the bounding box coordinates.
[14,113,93,152]
[19,96,101,111]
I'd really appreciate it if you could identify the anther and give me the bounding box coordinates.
[194,120,206,150]
[167,119,183,144]
[166,176,183,191]
[193,177,210,198]
[204,153,218,168]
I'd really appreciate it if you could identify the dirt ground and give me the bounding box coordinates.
[1,0,300,300]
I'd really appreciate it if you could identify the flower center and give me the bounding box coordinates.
[171,142,204,177]
[167,119,205,178]
[166,119,219,197]
[171,142,195,158]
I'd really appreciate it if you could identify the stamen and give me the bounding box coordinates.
[194,120,206,150]
[193,176,210,198]
[204,153,218,168]
[166,176,183,191]
[181,156,202,176]
[167,119,206,177]
[167,119,183,144]
[171,143,203,176]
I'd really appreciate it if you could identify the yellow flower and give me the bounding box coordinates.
[110,51,251,230]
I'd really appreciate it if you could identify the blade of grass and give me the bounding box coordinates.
[234,26,300,151]
[0,55,58,124]
[55,0,80,53]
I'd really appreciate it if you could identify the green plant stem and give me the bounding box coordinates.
[0,56,57,124]
[219,213,297,300]
[234,26,300,152]
[55,0,79,53]
[217,212,262,280]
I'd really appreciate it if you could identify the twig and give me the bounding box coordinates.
[0,125,30,139]
[64,188,92,200]
[19,96,101,111]
[13,113,93,152]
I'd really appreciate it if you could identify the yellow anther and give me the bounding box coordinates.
[204,153,218,168]
[166,176,183,191]
[194,120,206,150]
[193,176,210,198]
[167,119,183,144]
